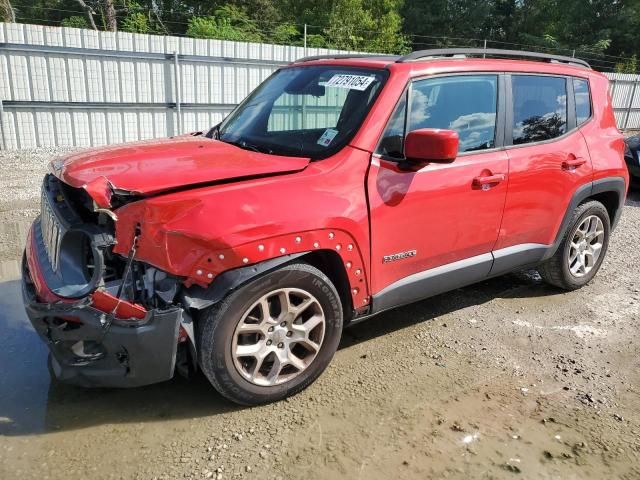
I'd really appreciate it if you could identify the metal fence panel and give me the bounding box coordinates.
[607,72,640,130]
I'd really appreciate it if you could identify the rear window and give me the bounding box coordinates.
[574,78,591,125]
[511,75,567,145]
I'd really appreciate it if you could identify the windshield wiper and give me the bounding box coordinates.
[205,124,220,139]
[223,139,273,154]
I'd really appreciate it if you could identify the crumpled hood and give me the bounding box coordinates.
[53,136,310,207]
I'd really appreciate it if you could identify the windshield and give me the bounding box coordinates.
[215,66,387,159]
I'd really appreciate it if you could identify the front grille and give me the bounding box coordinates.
[40,189,62,272]
[36,174,120,299]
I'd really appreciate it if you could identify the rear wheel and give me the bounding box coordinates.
[197,262,343,405]
[538,200,610,290]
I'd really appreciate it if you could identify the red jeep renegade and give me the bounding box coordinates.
[22,49,628,405]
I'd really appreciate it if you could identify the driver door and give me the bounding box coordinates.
[368,74,509,300]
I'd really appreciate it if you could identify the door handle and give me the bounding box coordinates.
[473,173,505,189]
[562,157,586,170]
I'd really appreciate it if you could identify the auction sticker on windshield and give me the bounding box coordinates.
[325,74,376,91]
[317,128,339,147]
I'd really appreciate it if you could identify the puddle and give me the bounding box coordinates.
[0,279,51,435]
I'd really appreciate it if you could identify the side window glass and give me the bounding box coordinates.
[409,75,498,153]
[376,93,407,158]
[511,75,567,145]
[574,78,591,125]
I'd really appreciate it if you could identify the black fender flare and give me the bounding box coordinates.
[541,176,627,261]
[180,253,308,310]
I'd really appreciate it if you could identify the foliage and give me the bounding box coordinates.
[61,15,89,28]
[4,0,640,72]
[322,0,407,53]
[186,5,262,42]
[306,34,327,48]
[121,12,150,33]
[401,0,628,71]
[270,24,300,45]
[616,54,638,74]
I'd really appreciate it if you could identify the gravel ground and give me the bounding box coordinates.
[0,147,75,277]
[0,148,639,480]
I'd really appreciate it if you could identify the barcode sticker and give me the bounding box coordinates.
[325,74,376,91]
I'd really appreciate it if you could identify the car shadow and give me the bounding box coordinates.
[341,269,553,348]
[0,270,557,436]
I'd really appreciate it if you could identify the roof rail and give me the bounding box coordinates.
[293,53,398,64]
[397,48,591,69]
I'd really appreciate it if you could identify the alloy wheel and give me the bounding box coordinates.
[231,288,326,386]
[567,215,605,277]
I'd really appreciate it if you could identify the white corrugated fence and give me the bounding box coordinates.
[607,73,640,130]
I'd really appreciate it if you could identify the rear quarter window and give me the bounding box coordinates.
[573,78,592,125]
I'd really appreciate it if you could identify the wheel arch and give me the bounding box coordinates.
[181,249,358,322]
[588,190,619,226]
[542,176,626,261]
[588,177,626,229]
[298,250,355,322]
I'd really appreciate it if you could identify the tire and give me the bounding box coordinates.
[538,200,610,290]
[197,262,343,406]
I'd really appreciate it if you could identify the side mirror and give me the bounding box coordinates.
[404,129,459,164]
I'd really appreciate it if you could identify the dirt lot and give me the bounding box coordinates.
[0,148,639,480]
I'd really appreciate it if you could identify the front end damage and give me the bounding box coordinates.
[22,174,194,388]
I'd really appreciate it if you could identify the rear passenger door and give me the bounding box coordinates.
[494,75,593,260]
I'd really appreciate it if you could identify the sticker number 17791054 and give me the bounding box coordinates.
[324,74,376,91]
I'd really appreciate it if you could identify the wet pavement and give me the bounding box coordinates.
[0,278,50,435]
[0,217,51,435]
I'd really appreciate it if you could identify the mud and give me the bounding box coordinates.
[0,148,639,479]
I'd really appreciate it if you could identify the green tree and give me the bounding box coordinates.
[323,0,407,53]
[277,0,332,30]
[306,34,327,48]
[121,11,150,33]
[402,0,494,48]
[61,15,89,28]
[615,54,638,74]
[186,5,262,42]
[4,0,640,70]
[270,23,301,45]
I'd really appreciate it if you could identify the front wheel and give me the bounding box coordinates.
[197,262,343,405]
[538,200,611,290]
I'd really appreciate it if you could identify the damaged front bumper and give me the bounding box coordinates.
[22,224,185,388]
